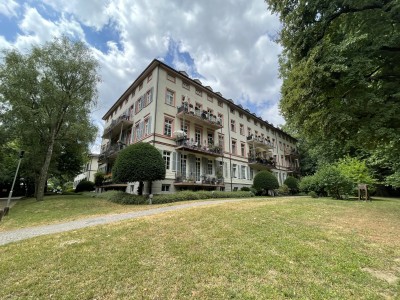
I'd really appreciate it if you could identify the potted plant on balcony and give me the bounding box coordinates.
[189,103,194,114]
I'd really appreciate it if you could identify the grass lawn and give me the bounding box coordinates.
[1,196,400,299]
[0,194,184,231]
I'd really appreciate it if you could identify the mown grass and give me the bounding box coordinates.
[0,197,399,299]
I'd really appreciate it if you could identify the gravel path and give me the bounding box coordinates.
[0,199,246,246]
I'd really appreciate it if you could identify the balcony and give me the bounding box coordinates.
[284,148,300,158]
[175,138,223,157]
[176,104,223,130]
[98,143,126,162]
[246,135,274,151]
[102,114,133,139]
[174,174,224,190]
[248,157,276,171]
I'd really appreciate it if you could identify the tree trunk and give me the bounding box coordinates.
[148,181,153,195]
[36,131,56,201]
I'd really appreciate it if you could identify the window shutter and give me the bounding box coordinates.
[150,87,154,104]
[172,152,177,171]
[238,165,241,179]
[202,157,208,175]
[247,167,250,180]
[188,154,196,178]
[224,162,228,177]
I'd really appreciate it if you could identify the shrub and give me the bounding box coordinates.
[75,180,95,192]
[308,191,318,198]
[284,176,299,194]
[253,171,279,195]
[315,165,354,199]
[299,176,319,194]
[277,184,290,196]
[94,172,105,187]
[112,143,165,195]
[108,191,147,205]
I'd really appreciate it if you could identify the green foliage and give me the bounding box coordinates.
[299,176,320,194]
[253,171,279,195]
[284,176,299,194]
[266,0,400,185]
[103,190,254,205]
[240,187,251,191]
[308,191,318,198]
[108,191,147,205]
[277,184,290,196]
[75,180,95,193]
[315,165,354,199]
[112,143,165,188]
[0,36,100,200]
[94,172,105,187]
[385,172,400,189]
[337,156,376,186]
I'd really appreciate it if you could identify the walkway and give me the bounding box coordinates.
[0,199,247,246]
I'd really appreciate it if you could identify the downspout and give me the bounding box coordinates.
[227,105,232,191]
[153,65,160,146]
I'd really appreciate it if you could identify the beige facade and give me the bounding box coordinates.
[99,59,299,194]
[73,154,99,189]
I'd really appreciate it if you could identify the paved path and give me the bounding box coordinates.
[0,199,247,246]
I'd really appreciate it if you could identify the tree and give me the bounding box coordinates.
[112,143,165,195]
[265,0,400,184]
[0,36,100,201]
[253,170,279,195]
[284,176,299,194]
[312,165,354,199]
[337,156,376,186]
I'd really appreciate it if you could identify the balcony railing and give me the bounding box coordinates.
[98,143,126,162]
[174,173,224,187]
[246,135,274,150]
[284,148,299,157]
[248,156,276,170]
[176,104,223,130]
[175,138,224,157]
[102,114,133,138]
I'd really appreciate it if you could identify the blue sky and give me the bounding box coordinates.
[0,0,284,153]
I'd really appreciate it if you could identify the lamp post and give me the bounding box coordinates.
[4,150,24,216]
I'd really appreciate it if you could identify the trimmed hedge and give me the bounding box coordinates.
[253,171,279,195]
[98,190,254,205]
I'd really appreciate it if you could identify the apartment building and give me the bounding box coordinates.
[98,59,299,194]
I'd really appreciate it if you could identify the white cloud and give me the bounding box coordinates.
[0,0,20,18]
[0,0,286,152]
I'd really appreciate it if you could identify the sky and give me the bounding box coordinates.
[0,0,284,153]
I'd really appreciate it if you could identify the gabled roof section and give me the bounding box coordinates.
[193,79,202,85]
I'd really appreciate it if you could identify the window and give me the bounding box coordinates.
[182,81,190,90]
[131,90,135,98]
[167,73,176,83]
[232,140,237,155]
[195,128,202,144]
[147,72,152,82]
[248,127,252,137]
[145,89,152,105]
[241,165,246,179]
[218,100,223,108]
[144,118,150,136]
[164,118,173,137]
[232,164,237,178]
[196,157,201,181]
[139,82,143,90]
[165,89,175,106]
[217,113,223,125]
[247,116,250,122]
[181,154,187,177]
[207,160,213,175]
[230,120,236,132]
[230,108,235,114]
[250,169,254,180]
[195,88,202,96]
[207,132,214,145]
[161,184,170,192]
[239,124,244,135]
[135,123,140,142]
[255,121,258,127]
[163,151,171,170]
[181,119,189,137]
[239,112,243,118]
[207,94,213,102]
[241,143,245,157]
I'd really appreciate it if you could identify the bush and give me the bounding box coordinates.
[108,191,147,205]
[277,184,290,196]
[94,172,105,186]
[308,191,318,198]
[75,180,95,192]
[240,187,251,191]
[299,176,320,194]
[253,171,279,195]
[284,176,299,194]
[315,165,354,199]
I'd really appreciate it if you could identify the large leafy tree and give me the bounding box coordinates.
[112,143,165,195]
[266,0,400,185]
[0,36,100,201]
